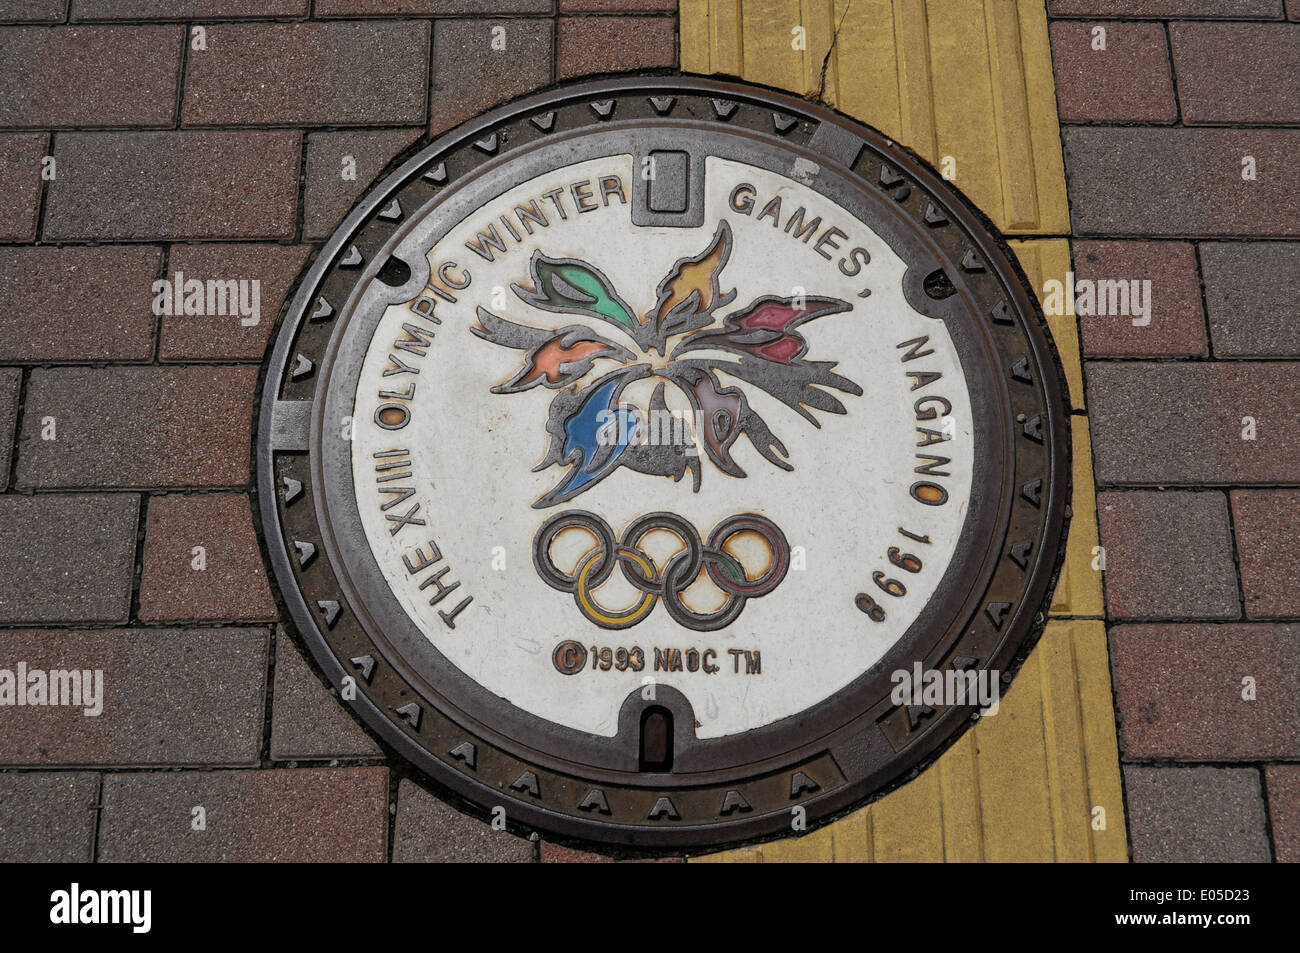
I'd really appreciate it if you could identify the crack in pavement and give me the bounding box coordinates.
[817,0,854,104]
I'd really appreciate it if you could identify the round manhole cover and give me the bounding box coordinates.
[258,76,1070,850]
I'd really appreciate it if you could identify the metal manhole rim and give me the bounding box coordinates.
[254,72,1072,852]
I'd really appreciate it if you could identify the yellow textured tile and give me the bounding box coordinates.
[985,0,1039,231]
[1073,621,1129,862]
[926,0,1004,229]
[829,808,873,862]
[692,845,761,862]
[1038,623,1095,861]
[972,651,1055,861]
[892,0,939,161]
[1052,417,1105,618]
[680,0,712,73]
[711,0,746,76]
[803,0,841,104]
[689,621,1130,862]
[1014,0,1071,234]
[937,732,984,861]
[832,0,903,137]
[1009,238,1082,412]
[740,0,815,94]
[679,0,1070,234]
[871,764,945,861]
[756,821,836,862]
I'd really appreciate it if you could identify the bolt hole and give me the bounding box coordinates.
[376,255,412,288]
[923,268,956,300]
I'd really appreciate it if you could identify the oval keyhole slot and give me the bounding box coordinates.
[639,706,673,773]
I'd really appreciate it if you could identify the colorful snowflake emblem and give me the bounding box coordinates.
[471,220,863,508]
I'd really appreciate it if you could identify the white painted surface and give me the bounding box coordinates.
[349,154,974,738]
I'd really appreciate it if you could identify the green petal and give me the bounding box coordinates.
[538,259,637,330]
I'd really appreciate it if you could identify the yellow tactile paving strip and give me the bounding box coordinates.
[680,0,1071,236]
[695,622,1126,862]
[682,0,1125,863]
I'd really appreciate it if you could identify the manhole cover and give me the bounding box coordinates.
[258,76,1070,850]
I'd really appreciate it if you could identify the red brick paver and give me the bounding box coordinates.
[0,26,182,127]
[182,22,430,127]
[1087,362,1300,485]
[16,366,259,488]
[1201,242,1300,357]
[0,368,18,491]
[557,15,677,79]
[1050,21,1177,123]
[317,1,551,13]
[1124,766,1271,862]
[1231,490,1300,620]
[0,132,47,242]
[43,131,301,241]
[1111,624,1300,761]
[430,19,553,134]
[562,0,677,10]
[1051,5,1300,867]
[1266,766,1300,863]
[393,779,534,863]
[97,767,388,862]
[1097,490,1238,620]
[1169,22,1300,124]
[0,1,66,21]
[304,128,423,240]
[159,243,311,362]
[0,774,99,862]
[1073,241,1207,357]
[269,635,384,761]
[0,495,138,623]
[0,246,162,363]
[0,628,268,765]
[1064,128,1300,237]
[74,0,308,16]
[1049,0,1285,16]
[138,494,276,623]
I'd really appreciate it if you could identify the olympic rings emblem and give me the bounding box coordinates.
[533,510,790,632]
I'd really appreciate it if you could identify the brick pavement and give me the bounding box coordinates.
[1,0,1294,864]
[1048,0,1300,862]
[0,0,675,863]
